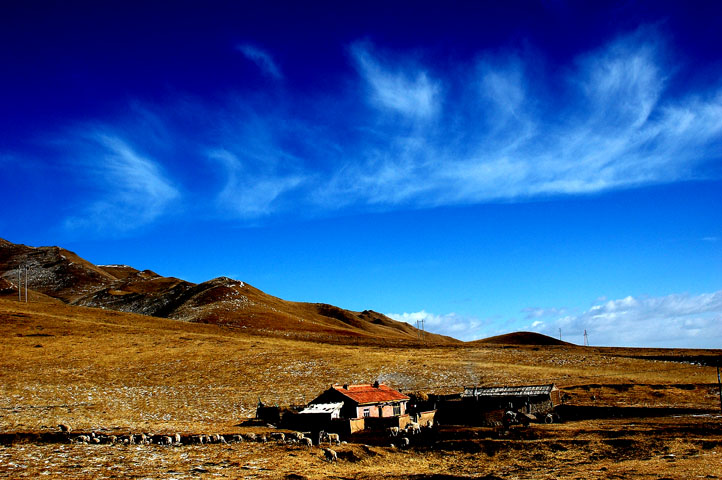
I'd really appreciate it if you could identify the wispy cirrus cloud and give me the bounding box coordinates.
[236,44,282,79]
[63,132,180,233]
[351,42,441,119]
[319,31,722,210]
[210,148,306,219]
[526,290,722,348]
[51,28,722,230]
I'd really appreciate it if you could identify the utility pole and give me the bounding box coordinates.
[18,266,21,301]
[24,265,28,302]
[717,364,722,414]
[583,330,589,346]
[559,328,562,341]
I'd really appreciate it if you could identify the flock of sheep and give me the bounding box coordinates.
[57,421,430,463]
[58,424,342,461]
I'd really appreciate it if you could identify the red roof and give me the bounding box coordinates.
[332,383,409,405]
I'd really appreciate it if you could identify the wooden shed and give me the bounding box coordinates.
[461,383,561,415]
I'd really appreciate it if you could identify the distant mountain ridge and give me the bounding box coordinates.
[0,238,457,345]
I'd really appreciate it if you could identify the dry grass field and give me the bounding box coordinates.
[1,297,721,479]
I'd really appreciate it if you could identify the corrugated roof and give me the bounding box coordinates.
[462,384,556,397]
[332,384,409,405]
[300,402,344,415]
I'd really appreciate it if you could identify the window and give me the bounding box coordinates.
[363,408,370,418]
[393,404,401,416]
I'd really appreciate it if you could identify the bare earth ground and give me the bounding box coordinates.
[1,298,721,479]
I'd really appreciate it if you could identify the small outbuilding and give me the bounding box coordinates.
[461,383,561,415]
[299,402,344,420]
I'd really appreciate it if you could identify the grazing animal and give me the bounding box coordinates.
[322,432,340,445]
[76,435,90,444]
[302,437,313,448]
[270,432,285,443]
[128,434,135,445]
[406,422,421,435]
[233,434,243,443]
[400,437,410,447]
[387,427,399,437]
[174,433,181,444]
[161,436,173,445]
[58,424,72,434]
[258,435,267,443]
[323,448,338,462]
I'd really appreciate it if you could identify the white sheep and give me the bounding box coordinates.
[302,437,313,448]
[323,448,338,462]
[322,432,340,445]
[174,433,181,444]
[387,426,399,437]
[406,422,421,435]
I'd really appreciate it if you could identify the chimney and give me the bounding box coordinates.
[373,380,380,388]
[343,384,349,390]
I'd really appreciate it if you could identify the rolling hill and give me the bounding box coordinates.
[0,238,456,345]
[471,331,573,346]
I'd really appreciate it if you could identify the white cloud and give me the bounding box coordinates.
[237,44,282,79]
[318,32,722,211]
[523,307,566,319]
[386,310,484,341]
[55,29,722,225]
[64,132,180,233]
[210,149,305,218]
[527,290,722,348]
[351,43,440,119]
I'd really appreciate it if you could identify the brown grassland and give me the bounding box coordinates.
[1,297,721,479]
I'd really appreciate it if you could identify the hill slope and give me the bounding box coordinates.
[0,238,457,345]
[471,331,573,346]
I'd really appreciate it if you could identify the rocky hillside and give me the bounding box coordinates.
[0,238,457,345]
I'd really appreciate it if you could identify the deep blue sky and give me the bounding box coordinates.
[1,1,720,347]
